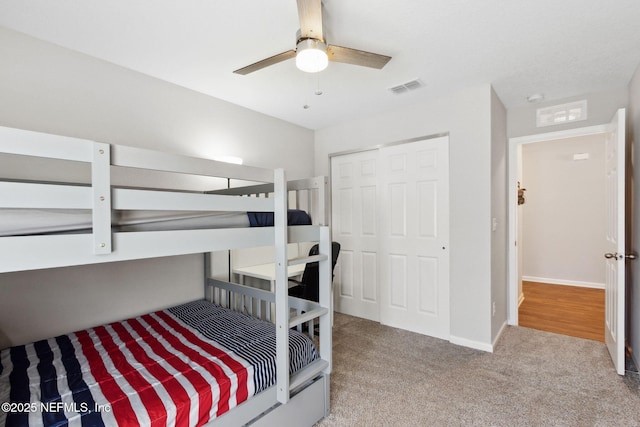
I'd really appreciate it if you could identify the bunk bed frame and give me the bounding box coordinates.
[0,126,332,427]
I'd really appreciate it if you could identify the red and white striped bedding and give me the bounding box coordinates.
[0,300,318,427]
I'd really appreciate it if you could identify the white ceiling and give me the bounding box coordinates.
[1,0,639,130]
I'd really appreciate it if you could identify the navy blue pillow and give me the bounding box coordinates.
[247,210,312,227]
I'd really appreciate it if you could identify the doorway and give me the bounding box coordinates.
[508,124,610,326]
[508,109,628,375]
[513,131,607,341]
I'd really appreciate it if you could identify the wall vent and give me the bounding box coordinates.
[536,100,588,127]
[389,79,424,95]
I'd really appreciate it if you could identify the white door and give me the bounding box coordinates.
[331,150,380,321]
[379,136,450,339]
[604,108,626,375]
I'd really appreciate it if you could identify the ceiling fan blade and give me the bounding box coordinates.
[327,45,391,69]
[233,50,297,75]
[297,0,324,41]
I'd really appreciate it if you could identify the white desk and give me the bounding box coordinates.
[233,263,306,291]
[234,261,335,327]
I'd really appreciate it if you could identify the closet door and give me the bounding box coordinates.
[379,136,450,339]
[331,150,380,321]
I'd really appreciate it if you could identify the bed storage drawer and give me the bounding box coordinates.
[249,374,329,427]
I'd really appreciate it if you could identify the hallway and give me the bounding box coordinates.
[518,281,604,342]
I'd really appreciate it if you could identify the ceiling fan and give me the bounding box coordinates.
[233,0,392,75]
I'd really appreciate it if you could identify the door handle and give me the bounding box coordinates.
[604,252,637,260]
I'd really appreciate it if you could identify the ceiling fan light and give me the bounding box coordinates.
[296,39,328,73]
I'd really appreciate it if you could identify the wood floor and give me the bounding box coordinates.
[518,281,605,342]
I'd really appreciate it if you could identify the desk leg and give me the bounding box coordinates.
[236,274,244,312]
[269,279,276,322]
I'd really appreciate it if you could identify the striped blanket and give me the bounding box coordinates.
[0,300,318,427]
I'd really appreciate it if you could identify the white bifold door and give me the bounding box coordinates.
[331,136,450,339]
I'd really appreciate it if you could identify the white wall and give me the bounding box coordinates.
[0,256,204,348]
[315,84,495,348]
[0,27,314,349]
[521,134,606,287]
[0,28,314,177]
[490,88,508,342]
[629,62,640,369]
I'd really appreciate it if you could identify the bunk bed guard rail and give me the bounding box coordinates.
[0,126,286,272]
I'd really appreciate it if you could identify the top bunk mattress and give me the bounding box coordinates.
[0,209,312,237]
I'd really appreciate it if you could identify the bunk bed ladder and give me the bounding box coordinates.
[273,168,291,404]
[315,225,333,408]
[285,226,332,412]
[274,169,332,406]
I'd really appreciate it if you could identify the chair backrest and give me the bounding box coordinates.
[300,242,341,302]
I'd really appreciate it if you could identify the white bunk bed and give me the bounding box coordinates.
[0,126,332,427]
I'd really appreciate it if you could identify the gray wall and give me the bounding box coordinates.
[315,84,495,349]
[491,88,508,342]
[629,62,640,369]
[0,28,314,349]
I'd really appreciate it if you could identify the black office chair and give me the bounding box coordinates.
[289,242,341,302]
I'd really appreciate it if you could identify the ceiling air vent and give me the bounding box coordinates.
[389,79,424,95]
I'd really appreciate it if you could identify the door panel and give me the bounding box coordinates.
[337,250,354,297]
[418,256,438,314]
[361,186,376,234]
[418,181,437,237]
[604,108,626,375]
[361,252,378,302]
[389,254,407,308]
[389,183,407,235]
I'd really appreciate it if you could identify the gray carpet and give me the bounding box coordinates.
[316,313,640,426]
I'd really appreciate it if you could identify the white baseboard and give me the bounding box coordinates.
[522,276,604,290]
[450,335,494,353]
[492,321,508,350]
